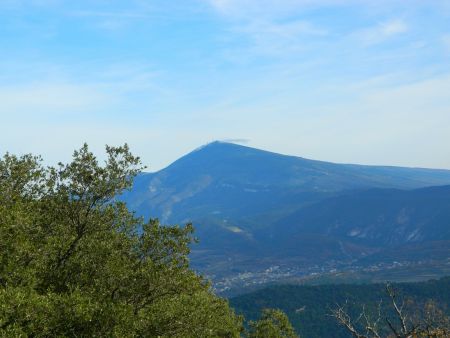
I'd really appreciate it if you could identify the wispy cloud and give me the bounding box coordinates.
[208,1,412,61]
[227,19,328,58]
[0,59,169,125]
[356,19,408,45]
[219,138,250,144]
[241,19,327,38]
[207,0,350,18]
[381,20,408,35]
[206,1,333,60]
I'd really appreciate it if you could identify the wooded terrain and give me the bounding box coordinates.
[231,278,450,337]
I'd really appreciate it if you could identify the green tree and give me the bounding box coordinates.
[246,308,299,338]
[0,144,243,337]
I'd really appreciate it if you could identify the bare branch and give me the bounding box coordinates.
[386,283,409,335]
[331,302,369,338]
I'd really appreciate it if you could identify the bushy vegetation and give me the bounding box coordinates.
[0,144,247,337]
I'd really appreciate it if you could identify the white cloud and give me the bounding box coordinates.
[207,0,331,60]
[219,138,250,144]
[208,1,411,60]
[380,19,408,36]
[228,19,327,58]
[241,19,327,38]
[356,19,408,45]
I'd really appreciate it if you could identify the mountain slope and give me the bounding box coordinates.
[273,185,450,247]
[259,185,450,270]
[125,141,450,227]
[121,142,450,281]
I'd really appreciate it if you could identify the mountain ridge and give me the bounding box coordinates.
[120,141,450,288]
[148,141,450,174]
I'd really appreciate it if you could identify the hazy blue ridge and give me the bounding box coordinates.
[120,142,450,280]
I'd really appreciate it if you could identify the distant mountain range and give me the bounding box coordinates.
[121,141,450,288]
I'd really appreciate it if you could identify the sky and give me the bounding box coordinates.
[1,0,450,171]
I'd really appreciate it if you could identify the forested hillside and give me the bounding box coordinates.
[231,277,450,337]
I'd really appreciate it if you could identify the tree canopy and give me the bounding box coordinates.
[0,144,245,337]
[246,309,298,338]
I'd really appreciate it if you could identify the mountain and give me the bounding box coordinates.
[257,185,450,277]
[121,141,450,287]
[270,185,450,252]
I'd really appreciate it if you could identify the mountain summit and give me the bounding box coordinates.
[121,142,450,284]
[139,141,450,194]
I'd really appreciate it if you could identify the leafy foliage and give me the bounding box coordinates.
[0,144,243,337]
[246,308,298,338]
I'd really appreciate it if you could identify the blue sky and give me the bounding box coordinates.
[1,0,450,170]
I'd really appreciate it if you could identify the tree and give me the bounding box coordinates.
[0,144,243,337]
[331,283,450,338]
[246,308,299,338]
